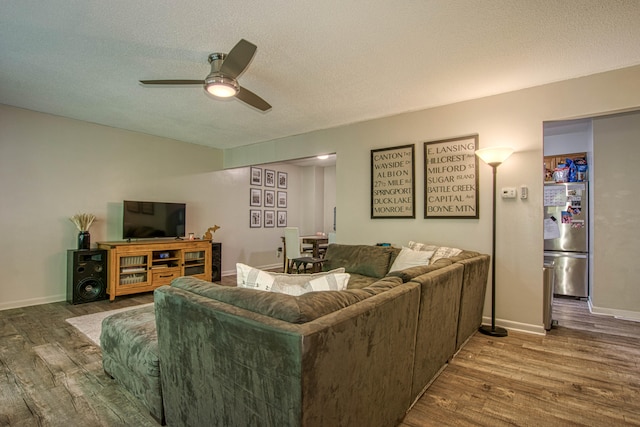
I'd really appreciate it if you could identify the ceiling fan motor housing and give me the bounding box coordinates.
[205,53,239,97]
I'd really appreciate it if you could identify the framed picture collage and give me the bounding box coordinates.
[249,166,288,228]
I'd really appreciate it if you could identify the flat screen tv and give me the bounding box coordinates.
[123,201,186,239]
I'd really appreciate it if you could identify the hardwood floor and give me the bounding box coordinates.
[400,297,640,427]
[1,284,639,426]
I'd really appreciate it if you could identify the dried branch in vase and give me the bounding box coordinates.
[70,213,96,232]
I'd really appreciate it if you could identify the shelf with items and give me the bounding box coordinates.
[184,249,207,278]
[544,152,588,183]
[118,253,150,286]
[151,249,181,269]
[98,240,212,301]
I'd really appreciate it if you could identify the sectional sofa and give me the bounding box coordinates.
[148,243,489,426]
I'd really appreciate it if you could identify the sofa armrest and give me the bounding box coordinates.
[408,263,464,403]
[454,254,490,350]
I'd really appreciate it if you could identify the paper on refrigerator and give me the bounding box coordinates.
[544,218,561,240]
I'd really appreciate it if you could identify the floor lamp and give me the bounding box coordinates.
[475,146,514,337]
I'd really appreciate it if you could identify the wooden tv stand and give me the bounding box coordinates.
[97,239,212,301]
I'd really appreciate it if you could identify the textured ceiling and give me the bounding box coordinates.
[2,1,640,150]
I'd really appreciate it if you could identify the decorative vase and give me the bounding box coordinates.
[78,231,90,250]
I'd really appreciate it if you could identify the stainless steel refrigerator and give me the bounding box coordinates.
[543,182,589,298]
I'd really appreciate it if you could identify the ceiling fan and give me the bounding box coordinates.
[140,39,271,111]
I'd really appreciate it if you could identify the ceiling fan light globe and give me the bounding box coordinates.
[207,84,236,98]
[204,74,239,98]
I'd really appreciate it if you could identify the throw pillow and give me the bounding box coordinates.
[431,246,462,263]
[270,273,351,296]
[407,241,462,263]
[388,247,434,272]
[236,263,348,294]
[236,263,276,291]
[407,241,439,252]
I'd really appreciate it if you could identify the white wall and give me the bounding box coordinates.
[224,65,640,332]
[591,111,640,318]
[0,106,308,309]
[544,120,592,156]
[299,166,325,235]
[324,166,337,233]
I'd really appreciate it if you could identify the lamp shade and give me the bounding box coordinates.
[475,146,514,166]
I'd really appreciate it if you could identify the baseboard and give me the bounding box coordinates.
[221,263,282,277]
[481,316,546,335]
[0,293,66,311]
[589,302,640,322]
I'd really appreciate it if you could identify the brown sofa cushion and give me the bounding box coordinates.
[170,275,403,324]
[344,273,380,289]
[322,244,400,278]
[386,257,454,283]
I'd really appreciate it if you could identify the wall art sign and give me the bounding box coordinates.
[277,171,288,189]
[250,209,262,228]
[264,210,275,228]
[250,188,262,207]
[277,210,287,227]
[424,134,479,219]
[277,191,287,208]
[264,190,275,207]
[250,167,262,186]
[264,169,275,187]
[371,144,415,218]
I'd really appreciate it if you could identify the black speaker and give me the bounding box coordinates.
[67,249,108,304]
[211,242,222,282]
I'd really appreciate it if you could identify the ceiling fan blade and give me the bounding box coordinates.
[220,39,257,79]
[236,86,271,111]
[139,80,204,85]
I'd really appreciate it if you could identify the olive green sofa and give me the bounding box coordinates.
[152,243,489,426]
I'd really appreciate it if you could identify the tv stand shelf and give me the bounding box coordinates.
[97,239,212,301]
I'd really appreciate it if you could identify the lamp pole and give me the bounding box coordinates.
[479,162,508,337]
[475,146,513,338]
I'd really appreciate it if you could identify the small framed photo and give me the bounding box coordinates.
[264,190,275,207]
[264,210,275,228]
[277,210,287,227]
[250,209,262,228]
[250,167,262,186]
[250,188,262,207]
[265,169,276,187]
[277,191,287,208]
[277,171,288,189]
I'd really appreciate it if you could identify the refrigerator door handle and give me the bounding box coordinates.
[544,251,588,259]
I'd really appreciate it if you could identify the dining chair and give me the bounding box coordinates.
[284,227,324,273]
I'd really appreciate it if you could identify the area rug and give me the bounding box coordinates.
[65,303,154,347]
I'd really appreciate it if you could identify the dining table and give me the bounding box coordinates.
[281,234,329,271]
[301,235,329,258]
